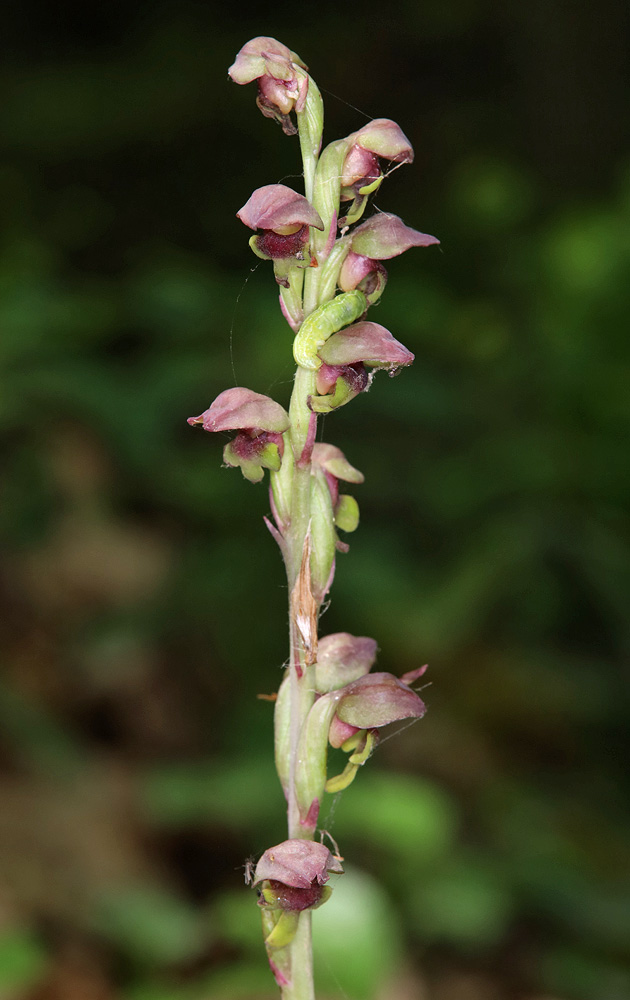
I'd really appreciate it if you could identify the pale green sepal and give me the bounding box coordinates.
[223,442,264,483]
[311,140,348,254]
[279,266,304,331]
[293,290,367,370]
[313,445,364,483]
[296,72,323,198]
[308,379,355,413]
[325,760,359,794]
[343,175,383,227]
[270,431,293,527]
[348,728,377,765]
[249,234,271,260]
[316,885,333,907]
[358,175,384,197]
[309,471,337,601]
[295,691,341,818]
[264,910,300,949]
[335,494,359,532]
[317,237,351,303]
[274,676,291,796]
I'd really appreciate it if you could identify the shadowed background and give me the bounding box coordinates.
[1,2,629,998]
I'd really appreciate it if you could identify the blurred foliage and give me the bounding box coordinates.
[0,2,629,999]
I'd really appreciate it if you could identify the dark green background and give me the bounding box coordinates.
[1,2,629,998]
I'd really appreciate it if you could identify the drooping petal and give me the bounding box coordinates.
[318,322,414,370]
[311,443,365,484]
[187,387,290,434]
[349,213,439,259]
[237,184,324,233]
[335,671,426,731]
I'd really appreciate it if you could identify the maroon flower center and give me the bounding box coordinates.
[256,225,309,260]
[259,878,326,911]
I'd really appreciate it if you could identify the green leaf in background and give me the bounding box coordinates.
[95,886,208,967]
[0,927,48,992]
[407,854,514,948]
[326,770,459,864]
[313,865,401,1000]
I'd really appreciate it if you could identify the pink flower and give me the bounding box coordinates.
[339,213,440,302]
[188,387,290,483]
[318,663,428,794]
[328,668,427,749]
[229,37,308,135]
[340,120,414,225]
[253,839,343,912]
[237,184,324,285]
[309,321,414,413]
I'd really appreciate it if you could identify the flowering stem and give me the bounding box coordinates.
[276,86,329,1000]
[221,38,436,1000]
[285,912,314,1000]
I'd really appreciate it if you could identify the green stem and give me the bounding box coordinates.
[277,76,327,1000]
[280,366,318,1000]
[286,912,314,1000]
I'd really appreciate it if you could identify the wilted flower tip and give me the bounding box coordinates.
[229,37,309,135]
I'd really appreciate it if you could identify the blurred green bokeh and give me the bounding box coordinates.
[1,2,629,999]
